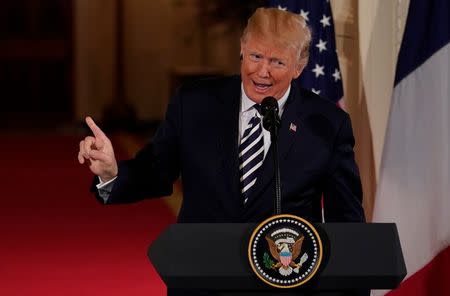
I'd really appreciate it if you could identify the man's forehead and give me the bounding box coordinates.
[242,37,295,59]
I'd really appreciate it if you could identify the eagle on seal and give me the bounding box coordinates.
[265,235,306,276]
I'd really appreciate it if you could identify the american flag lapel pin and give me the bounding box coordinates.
[289,122,297,132]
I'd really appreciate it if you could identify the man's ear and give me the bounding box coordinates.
[240,37,250,61]
[240,40,244,61]
[293,59,307,79]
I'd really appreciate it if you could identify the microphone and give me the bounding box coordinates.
[261,96,281,136]
[260,96,282,215]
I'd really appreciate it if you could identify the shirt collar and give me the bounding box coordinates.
[240,83,291,115]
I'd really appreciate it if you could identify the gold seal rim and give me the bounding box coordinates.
[247,214,323,289]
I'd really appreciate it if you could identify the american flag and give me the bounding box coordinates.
[268,0,344,105]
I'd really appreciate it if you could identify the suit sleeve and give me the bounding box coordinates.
[322,113,365,222]
[92,89,183,204]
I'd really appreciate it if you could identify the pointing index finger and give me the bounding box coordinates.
[85,116,106,139]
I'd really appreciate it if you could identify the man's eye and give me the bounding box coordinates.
[273,60,285,67]
[250,54,261,61]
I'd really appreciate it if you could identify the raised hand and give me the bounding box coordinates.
[78,116,118,182]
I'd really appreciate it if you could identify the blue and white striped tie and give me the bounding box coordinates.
[239,106,264,203]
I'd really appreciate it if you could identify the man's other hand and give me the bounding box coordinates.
[78,116,118,182]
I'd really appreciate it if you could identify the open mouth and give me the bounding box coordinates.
[253,80,272,92]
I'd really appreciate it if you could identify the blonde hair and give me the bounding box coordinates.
[241,8,311,66]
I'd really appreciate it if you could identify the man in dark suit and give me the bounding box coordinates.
[78,7,366,296]
[78,8,364,223]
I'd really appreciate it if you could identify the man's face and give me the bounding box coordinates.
[240,35,303,103]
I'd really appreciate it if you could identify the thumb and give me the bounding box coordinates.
[89,149,110,163]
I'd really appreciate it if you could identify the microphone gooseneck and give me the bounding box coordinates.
[261,96,282,215]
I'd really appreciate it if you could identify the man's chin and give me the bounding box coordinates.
[247,95,264,104]
[255,93,279,103]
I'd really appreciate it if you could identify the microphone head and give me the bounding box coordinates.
[261,96,281,132]
[261,96,279,116]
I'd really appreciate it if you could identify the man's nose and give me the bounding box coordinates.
[257,60,271,77]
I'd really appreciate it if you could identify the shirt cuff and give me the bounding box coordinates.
[96,176,118,189]
[96,176,117,203]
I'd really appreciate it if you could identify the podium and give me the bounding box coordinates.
[148,223,406,295]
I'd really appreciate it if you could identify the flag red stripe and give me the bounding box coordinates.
[387,246,450,295]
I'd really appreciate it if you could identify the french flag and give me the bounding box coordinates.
[373,0,449,295]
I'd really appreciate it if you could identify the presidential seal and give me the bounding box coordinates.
[248,214,323,288]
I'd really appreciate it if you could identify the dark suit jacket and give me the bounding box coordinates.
[96,75,365,224]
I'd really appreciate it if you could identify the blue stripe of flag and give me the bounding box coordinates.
[395,0,449,85]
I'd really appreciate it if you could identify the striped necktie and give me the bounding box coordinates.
[239,105,264,203]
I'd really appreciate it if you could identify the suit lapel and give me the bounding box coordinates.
[243,83,305,210]
[216,76,242,210]
[278,87,303,160]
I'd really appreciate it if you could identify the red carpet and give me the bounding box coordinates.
[0,132,175,295]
